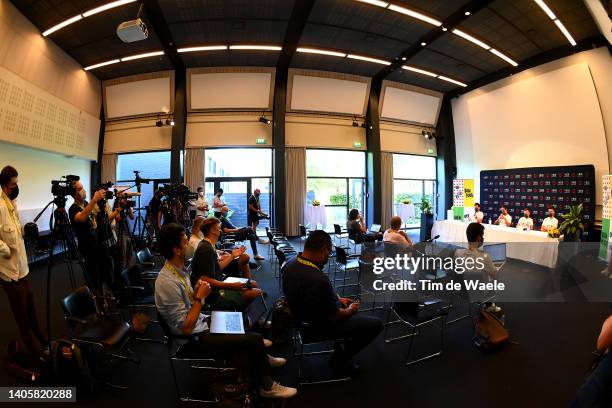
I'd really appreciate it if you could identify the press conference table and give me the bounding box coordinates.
[431,220,560,268]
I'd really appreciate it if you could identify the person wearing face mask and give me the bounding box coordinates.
[540,206,559,232]
[248,188,268,230]
[190,217,263,311]
[68,181,106,290]
[154,223,297,399]
[0,166,49,361]
[453,223,502,313]
[281,230,383,375]
[212,188,225,218]
[195,186,209,218]
[516,207,534,231]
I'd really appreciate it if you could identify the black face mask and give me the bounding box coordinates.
[8,185,19,200]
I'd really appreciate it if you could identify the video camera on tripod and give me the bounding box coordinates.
[159,183,198,203]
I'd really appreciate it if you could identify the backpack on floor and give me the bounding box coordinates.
[269,297,293,344]
[473,309,509,350]
[212,369,253,408]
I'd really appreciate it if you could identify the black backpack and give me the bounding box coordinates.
[212,369,252,408]
[269,297,293,344]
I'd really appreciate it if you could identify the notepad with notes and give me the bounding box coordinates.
[210,311,245,334]
[223,277,249,284]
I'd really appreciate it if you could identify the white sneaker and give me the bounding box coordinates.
[259,382,297,399]
[263,338,273,348]
[267,355,286,368]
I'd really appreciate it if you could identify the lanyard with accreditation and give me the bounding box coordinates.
[165,261,195,303]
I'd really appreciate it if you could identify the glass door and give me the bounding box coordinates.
[219,180,249,227]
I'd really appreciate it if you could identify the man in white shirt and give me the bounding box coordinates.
[495,206,512,227]
[195,186,209,218]
[212,188,225,218]
[0,166,47,359]
[471,203,484,223]
[516,207,534,231]
[540,206,559,232]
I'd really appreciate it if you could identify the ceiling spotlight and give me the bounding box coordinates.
[422,130,435,140]
[401,56,407,61]
[464,11,471,16]
[352,119,359,127]
[259,116,271,125]
[442,27,448,31]
[170,119,175,126]
[155,118,163,127]
[421,42,427,46]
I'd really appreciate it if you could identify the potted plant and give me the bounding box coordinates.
[559,203,584,242]
[418,197,434,242]
[312,199,320,207]
[402,198,412,205]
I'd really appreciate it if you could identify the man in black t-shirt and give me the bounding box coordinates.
[248,189,268,230]
[282,230,382,374]
[220,206,264,260]
[148,190,162,233]
[68,182,105,290]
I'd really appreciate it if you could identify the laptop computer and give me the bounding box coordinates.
[369,224,381,233]
[483,243,506,268]
[210,311,245,334]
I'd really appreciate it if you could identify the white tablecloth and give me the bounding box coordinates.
[397,203,416,222]
[431,220,560,268]
[304,205,327,229]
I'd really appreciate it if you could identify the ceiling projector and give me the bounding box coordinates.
[116,18,148,43]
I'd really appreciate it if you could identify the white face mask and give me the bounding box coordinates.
[79,189,87,200]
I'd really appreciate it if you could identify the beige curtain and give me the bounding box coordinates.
[184,148,205,191]
[380,151,394,230]
[101,154,117,184]
[285,147,306,236]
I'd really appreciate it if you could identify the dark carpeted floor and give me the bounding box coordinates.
[0,233,609,407]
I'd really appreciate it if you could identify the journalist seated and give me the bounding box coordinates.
[191,218,262,311]
[347,209,382,243]
[154,223,296,399]
[282,230,383,374]
[189,217,253,279]
[219,206,264,260]
[383,216,413,251]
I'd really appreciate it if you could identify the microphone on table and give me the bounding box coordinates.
[425,235,440,243]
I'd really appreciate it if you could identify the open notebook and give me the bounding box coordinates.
[210,311,245,334]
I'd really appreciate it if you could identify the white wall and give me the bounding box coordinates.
[380,122,437,155]
[0,141,91,230]
[453,47,611,213]
[103,118,172,153]
[186,113,272,147]
[286,114,366,150]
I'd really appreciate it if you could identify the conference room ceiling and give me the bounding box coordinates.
[11,0,603,93]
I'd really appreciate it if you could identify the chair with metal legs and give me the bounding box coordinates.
[158,311,237,404]
[333,246,360,296]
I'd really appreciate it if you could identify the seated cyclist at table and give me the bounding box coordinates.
[516,207,534,230]
[494,205,512,227]
[470,202,484,223]
[189,217,253,279]
[191,217,262,311]
[219,206,264,261]
[540,206,559,232]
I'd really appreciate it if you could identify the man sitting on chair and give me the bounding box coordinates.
[494,205,512,227]
[219,206,264,260]
[191,217,262,311]
[190,217,253,280]
[540,206,559,232]
[154,223,296,399]
[346,209,382,243]
[383,216,413,250]
[282,230,383,374]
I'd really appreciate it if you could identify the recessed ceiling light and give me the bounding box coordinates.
[489,48,518,66]
[442,27,448,31]
[420,42,427,46]
[355,0,389,7]
[387,4,442,26]
[82,0,137,18]
[402,65,438,78]
[452,29,490,50]
[554,19,576,46]
[84,59,120,71]
[533,0,557,20]
[297,48,347,57]
[177,45,228,53]
[229,45,282,50]
[347,54,391,65]
[438,75,467,87]
[42,15,83,36]
[464,11,471,16]
[401,56,407,60]
[120,51,164,62]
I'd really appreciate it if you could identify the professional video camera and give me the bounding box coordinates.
[133,170,151,186]
[51,175,80,198]
[159,183,198,202]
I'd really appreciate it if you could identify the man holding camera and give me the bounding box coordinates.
[0,166,48,361]
[112,191,135,270]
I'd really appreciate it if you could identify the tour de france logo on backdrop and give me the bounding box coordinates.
[480,165,595,226]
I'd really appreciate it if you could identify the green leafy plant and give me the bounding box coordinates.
[402,198,412,204]
[312,199,320,207]
[559,203,584,242]
[418,196,433,215]
[329,193,347,205]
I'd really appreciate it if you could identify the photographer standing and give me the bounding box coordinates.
[0,166,48,360]
[68,181,106,291]
[112,192,135,270]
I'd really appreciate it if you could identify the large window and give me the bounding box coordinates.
[204,148,273,228]
[116,151,173,233]
[306,149,366,229]
[393,153,436,228]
